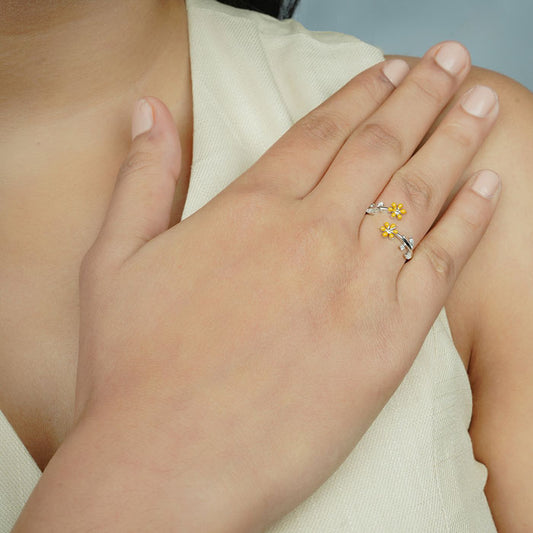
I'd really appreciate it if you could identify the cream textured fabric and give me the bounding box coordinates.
[0,0,497,530]
[0,412,41,532]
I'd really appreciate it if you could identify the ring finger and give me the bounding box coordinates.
[360,83,499,267]
[234,58,410,198]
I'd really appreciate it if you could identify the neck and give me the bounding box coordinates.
[0,0,193,256]
[0,0,189,124]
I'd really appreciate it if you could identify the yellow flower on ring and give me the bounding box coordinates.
[388,202,407,220]
[380,221,399,239]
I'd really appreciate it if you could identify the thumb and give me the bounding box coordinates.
[96,96,182,264]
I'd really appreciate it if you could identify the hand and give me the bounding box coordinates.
[15,41,501,532]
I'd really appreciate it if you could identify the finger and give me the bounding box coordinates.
[396,168,501,330]
[236,58,410,198]
[360,84,499,267]
[306,41,471,222]
[94,96,182,265]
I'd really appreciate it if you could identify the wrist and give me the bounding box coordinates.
[72,397,267,532]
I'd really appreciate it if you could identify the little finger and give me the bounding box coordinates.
[396,169,501,334]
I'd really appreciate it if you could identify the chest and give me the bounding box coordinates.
[0,274,79,471]
[0,157,192,473]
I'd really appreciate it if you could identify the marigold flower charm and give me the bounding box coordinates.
[380,222,399,239]
[388,202,406,220]
[366,200,415,260]
[366,201,407,219]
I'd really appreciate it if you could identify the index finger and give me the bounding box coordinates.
[236,58,410,199]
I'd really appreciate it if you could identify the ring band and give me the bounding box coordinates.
[366,201,415,261]
[394,232,415,261]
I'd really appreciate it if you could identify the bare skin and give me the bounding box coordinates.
[0,0,194,469]
[1,1,532,531]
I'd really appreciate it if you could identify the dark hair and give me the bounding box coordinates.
[216,0,301,20]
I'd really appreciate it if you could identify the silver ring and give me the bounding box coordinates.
[366,201,415,261]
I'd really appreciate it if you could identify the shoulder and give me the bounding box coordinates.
[389,54,533,530]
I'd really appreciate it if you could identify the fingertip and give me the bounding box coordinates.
[130,96,182,180]
[131,98,154,141]
[470,169,501,200]
[382,59,410,88]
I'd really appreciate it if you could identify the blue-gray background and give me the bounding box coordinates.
[292,0,532,91]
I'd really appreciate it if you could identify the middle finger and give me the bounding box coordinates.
[304,41,471,222]
[359,83,499,267]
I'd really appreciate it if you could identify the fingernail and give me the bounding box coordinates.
[434,42,468,75]
[461,85,499,118]
[471,169,501,199]
[382,59,410,87]
[131,98,154,140]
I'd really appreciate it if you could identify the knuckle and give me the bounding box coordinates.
[395,168,434,212]
[299,110,351,145]
[457,202,485,231]
[421,239,456,283]
[408,73,450,106]
[440,120,477,150]
[119,148,156,179]
[354,71,390,107]
[358,122,403,157]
